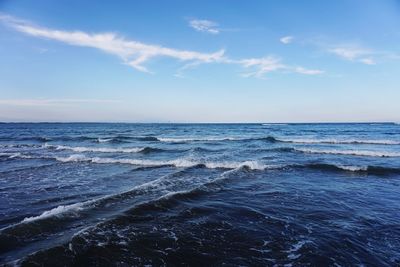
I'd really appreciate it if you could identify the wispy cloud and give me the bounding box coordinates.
[238,56,285,77]
[305,36,384,66]
[0,14,323,78]
[293,67,324,75]
[328,46,375,65]
[188,19,219,34]
[0,14,225,73]
[236,56,323,78]
[359,58,376,65]
[280,36,294,44]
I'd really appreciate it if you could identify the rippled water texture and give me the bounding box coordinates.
[0,123,399,266]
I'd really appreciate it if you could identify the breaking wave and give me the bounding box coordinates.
[157,137,241,142]
[153,135,400,145]
[52,154,268,170]
[16,166,245,225]
[21,202,88,223]
[300,163,400,175]
[2,134,399,146]
[295,148,400,157]
[0,152,34,159]
[11,161,400,226]
[276,137,400,145]
[44,144,146,153]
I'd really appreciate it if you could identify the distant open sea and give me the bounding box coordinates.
[0,123,399,266]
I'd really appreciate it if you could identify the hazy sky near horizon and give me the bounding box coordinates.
[1,0,400,122]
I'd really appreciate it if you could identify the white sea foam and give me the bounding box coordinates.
[278,139,400,145]
[296,148,400,157]
[1,149,271,170]
[52,154,268,170]
[279,138,400,145]
[0,144,38,148]
[18,166,243,225]
[286,240,311,260]
[45,144,143,153]
[159,136,400,145]
[336,165,367,172]
[0,152,35,159]
[97,138,113,143]
[55,154,88,162]
[204,160,267,170]
[22,202,89,223]
[18,176,166,224]
[0,152,21,158]
[157,136,240,142]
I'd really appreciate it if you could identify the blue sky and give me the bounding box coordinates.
[0,0,399,122]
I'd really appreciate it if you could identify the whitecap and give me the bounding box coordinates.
[45,144,143,153]
[17,167,241,225]
[295,148,400,157]
[278,138,400,145]
[0,152,21,158]
[97,138,113,143]
[262,123,288,126]
[157,136,240,142]
[336,165,367,172]
[52,154,268,170]
[22,202,88,223]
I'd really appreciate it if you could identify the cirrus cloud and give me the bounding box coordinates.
[188,19,219,34]
[0,14,225,73]
[0,14,323,78]
[237,57,323,77]
[328,45,376,65]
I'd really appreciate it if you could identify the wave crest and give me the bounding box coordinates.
[295,148,400,157]
[302,163,400,175]
[45,144,144,153]
[22,202,87,223]
[276,137,400,145]
[52,154,268,170]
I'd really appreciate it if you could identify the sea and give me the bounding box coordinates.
[0,123,399,266]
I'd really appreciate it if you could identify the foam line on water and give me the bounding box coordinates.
[300,163,400,175]
[278,138,400,145]
[157,137,241,142]
[52,154,268,170]
[44,144,144,153]
[15,166,243,225]
[295,148,400,157]
[157,135,400,145]
[21,202,89,223]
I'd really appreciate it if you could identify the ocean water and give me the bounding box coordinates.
[0,123,399,266]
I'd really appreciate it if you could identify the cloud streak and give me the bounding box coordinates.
[0,14,323,77]
[0,14,225,72]
[304,37,392,66]
[238,56,285,77]
[235,57,323,77]
[280,36,293,44]
[328,46,376,65]
[189,19,219,34]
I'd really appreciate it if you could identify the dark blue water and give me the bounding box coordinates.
[0,123,399,266]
